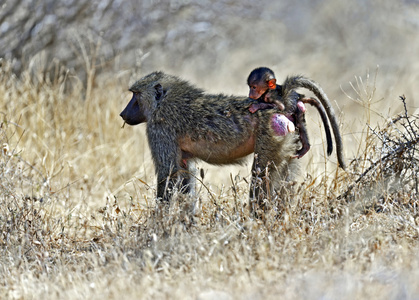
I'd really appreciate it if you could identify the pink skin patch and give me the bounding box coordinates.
[297,101,306,113]
[271,114,295,136]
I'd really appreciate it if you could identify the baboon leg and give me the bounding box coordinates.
[249,154,279,217]
[249,155,269,216]
[148,125,190,202]
[156,160,191,203]
[249,117,298,217]
[294,109,311,159]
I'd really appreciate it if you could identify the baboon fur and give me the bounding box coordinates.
[120,71,342,214]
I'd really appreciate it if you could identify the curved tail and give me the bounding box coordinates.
[282,76,346,169]
[302,97,333,157]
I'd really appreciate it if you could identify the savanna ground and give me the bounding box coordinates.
[1,1,419,299]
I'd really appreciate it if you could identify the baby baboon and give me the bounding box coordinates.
[247,67,313,158]
[247,67,342,163]
[120,71,344,214]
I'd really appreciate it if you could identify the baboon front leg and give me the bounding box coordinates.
[147,127,189,203]
[155,158,191,203]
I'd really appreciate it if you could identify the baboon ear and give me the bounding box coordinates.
[268,79,276,90]
[154,83,164,101]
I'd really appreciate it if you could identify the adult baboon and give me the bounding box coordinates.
[120,71,344,213]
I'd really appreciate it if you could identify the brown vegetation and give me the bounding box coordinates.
[1,0,419,299]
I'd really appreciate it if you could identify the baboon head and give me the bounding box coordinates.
[120,82,165,125]
[247,67,277,100]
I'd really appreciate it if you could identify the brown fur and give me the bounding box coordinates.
[120,71,299,214]
[247,68,343,166]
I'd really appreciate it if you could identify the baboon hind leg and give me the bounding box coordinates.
[249,130,298,218]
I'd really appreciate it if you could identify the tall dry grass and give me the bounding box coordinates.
[0,53,418,299]
[1,1,419,297]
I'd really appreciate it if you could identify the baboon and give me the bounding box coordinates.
[120,71,344,214]
[246,67,343,164]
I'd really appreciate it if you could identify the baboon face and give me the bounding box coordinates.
[120,92,145,125]
[248,83,268,100]
[247,67,276,100]
[120,83,164,126]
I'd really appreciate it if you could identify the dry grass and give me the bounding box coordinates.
[0,55,418,300]
[1,1,419,298]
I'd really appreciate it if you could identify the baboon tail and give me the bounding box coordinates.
[283,76,346,169]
